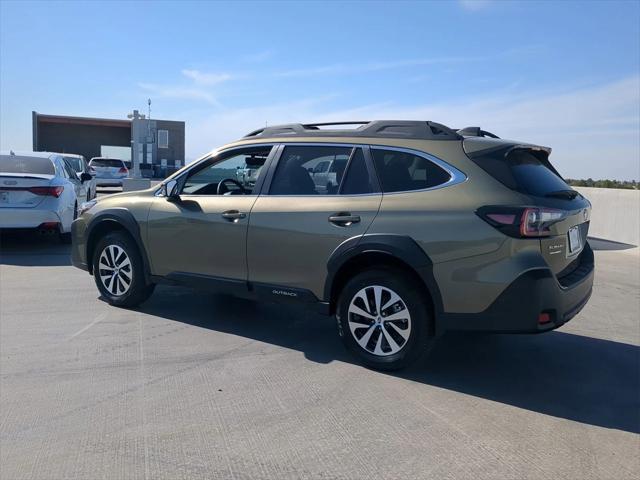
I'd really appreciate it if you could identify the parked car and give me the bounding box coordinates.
[1,150,90,242]
[308,155,349,194]
[88,157,128,187]
[71,121,594,370]
[62,153,96,201]
[235,152,268,188]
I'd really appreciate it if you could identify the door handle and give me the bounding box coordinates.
[328,212,361,226]
[221,210,247,222]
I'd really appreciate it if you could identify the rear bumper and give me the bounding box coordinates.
[0,208,63,229]
[443,243,594,333]
[95,179,124,187]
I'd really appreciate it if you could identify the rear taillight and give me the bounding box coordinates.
[477,206,567,238]
[28,186,64,197]
[520,207,566,237]
[118,167,128,174]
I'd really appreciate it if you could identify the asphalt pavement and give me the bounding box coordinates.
[1,232,638,480]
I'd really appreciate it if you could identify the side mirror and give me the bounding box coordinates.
[163,179,179,199]
[80,172,92,183]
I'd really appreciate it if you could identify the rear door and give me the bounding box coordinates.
[0,154,55,208]
[247,144,382,299]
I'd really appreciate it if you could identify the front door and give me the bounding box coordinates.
[247,145,382,299]
[146,145,274,280]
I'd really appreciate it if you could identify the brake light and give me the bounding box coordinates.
[28,186,64,197]
[476,206,567,238]
[520,207,566,237]
[118,167,128,174]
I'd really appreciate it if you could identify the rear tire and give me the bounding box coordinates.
[336,268,433,371]
[92,231,155,308]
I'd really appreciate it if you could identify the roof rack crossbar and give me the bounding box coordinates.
[243,120,463,141]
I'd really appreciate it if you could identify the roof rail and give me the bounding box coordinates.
[243,120,462,141]
[457,126,500,139]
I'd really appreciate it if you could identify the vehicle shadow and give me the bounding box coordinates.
[0,230,71,266]
[137,285,640,434]
[589,237,637,251]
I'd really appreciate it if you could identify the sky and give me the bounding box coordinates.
[1,0,639,180]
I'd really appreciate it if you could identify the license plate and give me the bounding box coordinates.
[568,225,582,254]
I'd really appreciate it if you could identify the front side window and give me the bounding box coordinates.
[181,146,272,195]
[371,148,451,193]
[63,156,83,172]
[269,146,353,195]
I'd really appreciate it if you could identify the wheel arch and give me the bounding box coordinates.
[325,235,444,336]
[86,209,151,282]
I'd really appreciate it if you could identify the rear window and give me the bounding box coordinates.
[0,155,55,175]
[371,148,452,193]
[471,149,570,197]
[90,159,124,168]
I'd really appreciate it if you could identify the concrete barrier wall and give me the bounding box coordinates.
[574,187,640,246]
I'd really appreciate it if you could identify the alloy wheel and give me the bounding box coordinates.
[347,285,412,356]
[98,245,132,296]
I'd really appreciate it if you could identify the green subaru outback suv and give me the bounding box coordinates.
[71,121,594,370]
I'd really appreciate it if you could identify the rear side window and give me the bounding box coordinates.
[371,148,451,193]
[471,149,570,197]
[90,159,124,168]
[0,155,55,175]
[270,146,351,195]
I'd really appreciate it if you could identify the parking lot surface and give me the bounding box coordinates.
[1,233,638,480]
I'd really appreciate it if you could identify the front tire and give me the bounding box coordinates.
[337,269,433,370]
[92,232,155,307]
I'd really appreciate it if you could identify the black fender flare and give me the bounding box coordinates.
[324,234,444,330]
[85,208,151,281]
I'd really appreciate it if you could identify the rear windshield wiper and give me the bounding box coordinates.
[545,190,578,199]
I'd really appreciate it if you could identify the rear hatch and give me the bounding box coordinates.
[465,138,591,277]
[90,159,127,178]
[0,155,56,209]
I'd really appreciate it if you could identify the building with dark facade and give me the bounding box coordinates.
[32,111,185,177]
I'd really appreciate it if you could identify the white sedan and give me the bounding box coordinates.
[0,151,91,243]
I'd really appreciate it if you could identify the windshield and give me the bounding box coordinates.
[0,155,55,175]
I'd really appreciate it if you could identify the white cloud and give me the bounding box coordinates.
[138,82,218,105]
[185,75,640,180]
[138,69,233,105]
[241,50,275,63]
[181,69,233,86]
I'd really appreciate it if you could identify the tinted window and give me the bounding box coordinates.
[62,160,79,180]
[341,148,375,195]
[182,146,271,195]
[371,149,451,193]
[270,146,351,195]
[63,157,83,172]
[472,149,571,197]
[90,159,124,168]
[0,155,55,175]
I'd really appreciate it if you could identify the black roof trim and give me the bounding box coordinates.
[457,126,500,139]
[244,120,463,141]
